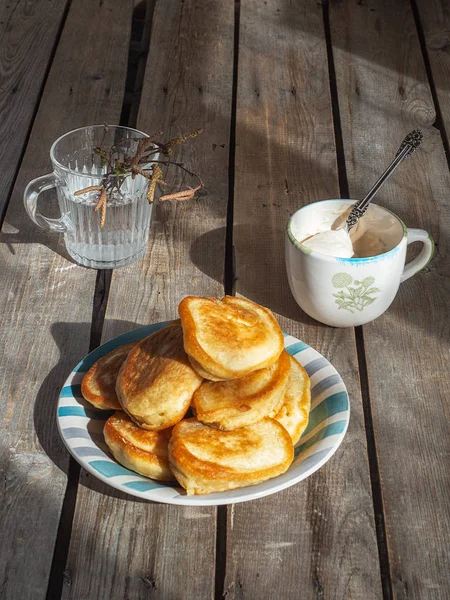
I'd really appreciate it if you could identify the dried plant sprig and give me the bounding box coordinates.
[94,187,107,227]
[172,128,203,144]
[131,165,152,180]
[147,165,165,204]
[94,186,106,210]
[130,134,163,178]
[75,125,203,227]
[158,128,203,157]
[74,185,103,196]
[160,184,202,202]
[150,160,204,201]
[150,160,201,180]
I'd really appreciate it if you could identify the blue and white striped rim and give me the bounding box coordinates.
[57,323,350,506]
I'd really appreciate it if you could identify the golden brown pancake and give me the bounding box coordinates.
[274,356,311,445]
[179,296,284,380]
[192,350,291,430]
[116,323,203,430]
[81,342,137,410]
[169,417,294,495]
[185,356,227,382]
[104,411,173,481]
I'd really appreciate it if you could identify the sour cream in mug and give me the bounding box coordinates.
[294,204,400,258]
[301,228,354,258]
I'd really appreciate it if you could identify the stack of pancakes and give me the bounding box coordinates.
[81,296,311,495]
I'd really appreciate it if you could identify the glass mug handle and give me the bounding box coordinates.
[401,228,434,283]
[23,173,68,233]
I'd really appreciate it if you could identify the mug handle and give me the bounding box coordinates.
[23,173,69,233]
[401,228,434,282]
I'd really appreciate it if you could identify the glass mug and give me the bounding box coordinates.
[24,125,155,268]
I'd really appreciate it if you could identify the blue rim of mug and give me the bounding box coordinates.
[49,124,151,178]
[286,199,407,263]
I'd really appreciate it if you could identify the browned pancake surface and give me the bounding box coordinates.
[116,323,203,430]
[179,296,284,380]
[104,411,173,481]
[81,342,137,410]
[193,350,291,430]
[275,355,311,444]
[169,417,294,495]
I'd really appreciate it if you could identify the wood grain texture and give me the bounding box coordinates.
[0,0,134,598]
[329,0,450,598]
[229,1,382,598]
[0,0,69,217]
[61,1,234,598]
[416,0,450,136]
[104,0,232,335]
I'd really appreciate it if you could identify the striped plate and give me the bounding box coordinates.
[57,323,350,505]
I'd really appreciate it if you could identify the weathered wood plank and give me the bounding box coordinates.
[0,0,70,217]
[329,0,450,598]
[416,0,450,138]
[61,1,234,599]
[0,1,134,598]
[228,1,382,598]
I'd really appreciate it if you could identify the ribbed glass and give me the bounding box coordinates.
[50,125,154,268]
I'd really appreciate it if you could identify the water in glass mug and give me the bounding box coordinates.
[60,186,152,268]
[24,125,155,269]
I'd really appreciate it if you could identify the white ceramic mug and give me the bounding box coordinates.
[285,200,434,327]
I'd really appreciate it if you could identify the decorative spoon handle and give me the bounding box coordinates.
[346,129,424,232]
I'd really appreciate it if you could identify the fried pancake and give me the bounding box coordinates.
[81,342,137,410]
[169,417,294,495]
[186,356,227,382]
[116,323,203,430]
[104,411,173,481]
[275,356,311,445]
[192,350,291,430]
[179,296,284,380]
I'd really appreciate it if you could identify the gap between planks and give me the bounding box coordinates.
[45,3,154,598]
[224,1,241,298]
[0,0,73,229]
[322,1,393,598]
[409,0,450,172]
[215,2,241,598]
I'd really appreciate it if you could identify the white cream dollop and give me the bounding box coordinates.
[301,228,354,258]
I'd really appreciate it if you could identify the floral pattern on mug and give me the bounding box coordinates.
[332,273,380,313]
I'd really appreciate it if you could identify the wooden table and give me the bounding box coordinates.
[1,0,449,598]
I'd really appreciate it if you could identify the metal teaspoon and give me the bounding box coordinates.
[344,129,424,232]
